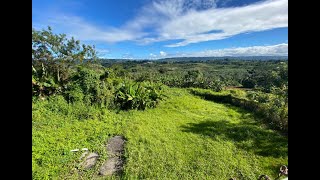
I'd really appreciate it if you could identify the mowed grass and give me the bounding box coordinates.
[32,88,287,179]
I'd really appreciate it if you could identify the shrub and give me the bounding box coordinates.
[159,72,225,92]
[190,88,288,133]
[65,67,114,107]
[114,80,165,110]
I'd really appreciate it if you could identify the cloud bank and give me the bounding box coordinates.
[34,0,288,47]
[150,43,288,58]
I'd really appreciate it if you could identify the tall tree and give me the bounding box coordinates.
[32,26,97,97]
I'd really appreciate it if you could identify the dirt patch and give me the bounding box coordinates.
[99,136,125,176]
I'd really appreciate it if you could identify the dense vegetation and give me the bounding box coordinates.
[32,27,288,179]
[32,27,165,110]
[101,59,288,132]
[190,88,288,133]
[102,58,287,92]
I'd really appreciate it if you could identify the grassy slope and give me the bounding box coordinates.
[32,88,287,179]
[32,97,126,179]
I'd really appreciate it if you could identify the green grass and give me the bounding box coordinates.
[32,88,287,179]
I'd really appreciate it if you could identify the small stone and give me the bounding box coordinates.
[99,157,122,176]
[106,136,125,157]
[81,152,99,169]
[99,157,117,175]
[99,135,126,176]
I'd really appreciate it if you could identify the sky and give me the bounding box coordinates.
[32,0,288,59]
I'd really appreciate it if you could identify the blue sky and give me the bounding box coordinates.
[32,0,288,59]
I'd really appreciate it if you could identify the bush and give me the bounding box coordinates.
[159,72,225,92]
[44,95,70,115]
[190,88,288,134]
[114,80,165,110]
[65,67,114,107]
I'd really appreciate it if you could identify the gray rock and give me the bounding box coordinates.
[99,157,119,176]
[106,136,125,157]
[81,152,99,169]
[99,136,126,176]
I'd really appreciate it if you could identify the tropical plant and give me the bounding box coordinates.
[115,80,165,110]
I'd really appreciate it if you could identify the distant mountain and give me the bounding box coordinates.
[97,58,151,66]
[157,56,288,62]
[97,56,288,65]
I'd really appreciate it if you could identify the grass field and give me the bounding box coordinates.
[32,88,288,179]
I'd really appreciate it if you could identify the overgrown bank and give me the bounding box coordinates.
[190,88,288,133]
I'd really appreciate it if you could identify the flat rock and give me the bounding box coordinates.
[99,135,125,176]
[81,152,99,169]
[99,157,123,175]
[106,136,125,157]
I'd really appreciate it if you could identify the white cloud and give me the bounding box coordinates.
[149,0,288,47]
[35,14,146,43]
[149,53,157,58]
[34,0,287,47]
[122,53,134,59]
[174,43,288,57]
[160,51,167,57]
[130,0,287,47]
[149,51,168,58]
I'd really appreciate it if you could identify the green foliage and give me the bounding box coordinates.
[65,84,84,103]
[32,64,62,97]
[63,66,167,110]
[32,26,96,63]
[185,69,203,82]
[245,85,288,132]
[115,80,165,110]
[155,70,225,92]
[106,60,286,91]
[65,67,114,107]
[241,62,288,92]
[135,72,157,82]
[229,89,247,97]
[32,26,97,98]
[191,88,288,133]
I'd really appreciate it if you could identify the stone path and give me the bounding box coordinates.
[78,135,126,177]
[99,136,125,176]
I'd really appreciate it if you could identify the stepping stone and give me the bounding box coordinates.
[81,152,99,169]
[99,157,123,175]
[106,136,125,156]
[99,136,125,176]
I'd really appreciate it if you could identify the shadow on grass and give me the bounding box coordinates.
[189,89,288,135]
[181,119,287,158]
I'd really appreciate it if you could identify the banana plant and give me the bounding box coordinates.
[115,80,165,110]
